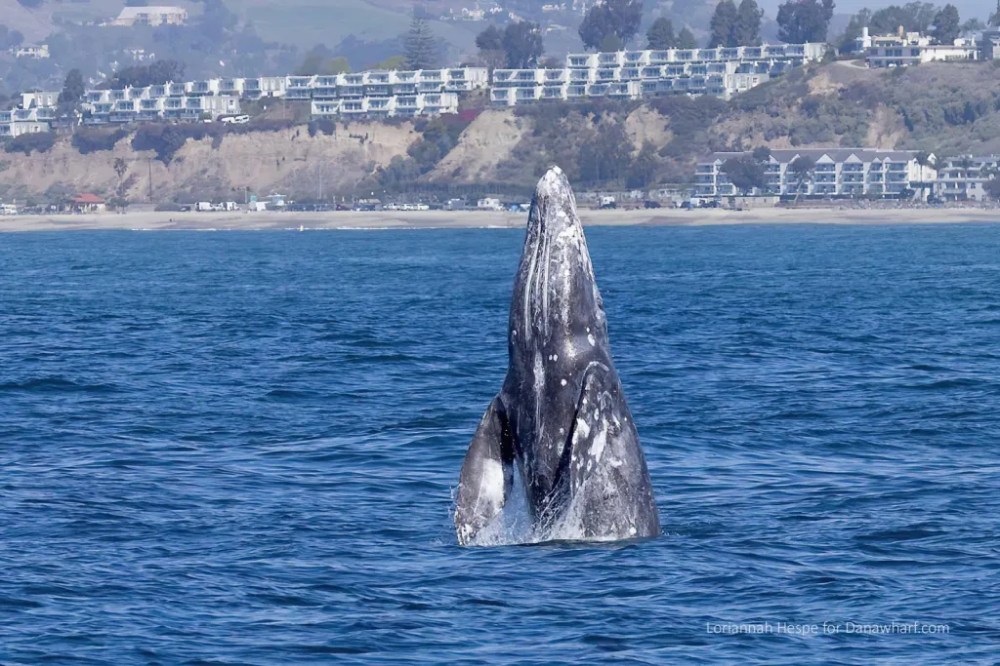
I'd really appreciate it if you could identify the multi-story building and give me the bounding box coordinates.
[980,30,1000,61]
[491,43,825,105]
[0,108,55,138]
[110,6,188,27]
[860,28,979,67]
[693,149,936,199]
[311,93,459,119]
[13,44,49,59]
[21,91,60,109]
[82,88,242,124]
[934,155,1000,201]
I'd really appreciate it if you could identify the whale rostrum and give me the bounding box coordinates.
[455,166,660,545]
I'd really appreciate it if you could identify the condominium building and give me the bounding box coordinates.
[21,91,60,109]
[111,6,188,27]
[491,43,825,105]
[934,155,1000,201]
[82,87,242,124]
[13,44,49,59]
[311,93,459,119]
[860,28,979,67]
[32,68,487,124]
[693,149,936,199]
[0,108,55,138]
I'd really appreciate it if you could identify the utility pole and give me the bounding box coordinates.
[148,158,153,202]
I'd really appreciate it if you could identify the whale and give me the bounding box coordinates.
[454,166,660,545]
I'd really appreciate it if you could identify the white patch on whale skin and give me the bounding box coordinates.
[587,333,596,346]
[479,459,505,508]
[561,378,567,386]
[590,426,608,461]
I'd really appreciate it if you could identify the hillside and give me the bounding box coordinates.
[2,60,1000,204]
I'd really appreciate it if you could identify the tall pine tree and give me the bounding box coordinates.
[733,0,763,46]
[404,13,439,70]
[709,0,739,47]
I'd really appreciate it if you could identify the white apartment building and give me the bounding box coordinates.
[111,6,188,27]
[68,69,486,122]
[21,91,60,109]
[694,149,936,199]
[860,28,978,67]
[0,108,55,138]
[83,88,241,124]
[491,43,825,105]
[13,44,49,59]
[934,155,1000,201]
[311,93,459,119]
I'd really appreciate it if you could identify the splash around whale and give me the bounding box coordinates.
[454,166,660,546]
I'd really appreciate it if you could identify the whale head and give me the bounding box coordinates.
[508,166,608,359]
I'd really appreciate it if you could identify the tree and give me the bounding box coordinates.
[502,21,544,68]
[578,0,644,51]
[961,18,986,33]
[776,0,835,44]
[579,124,633,183]
[991,0,1000,28]
[984,177,1000,202]
[108,60,184,88]
[58,69,84,109]
[475,24,506,68]
[733,0,764,46]
[646,17,676,49]
[788,155,816,197]
[722,156,767,194]
[931,4,960,44]
[0,25,25,50]
[113,157,129,212]
[404,13,438,69]
[709,0,739,47]
[676,27,698,49]
[752,146,772,162]
[295,45,350,75]
[626,141,659,189]
[838,9,872,52]
[869,3,937,34]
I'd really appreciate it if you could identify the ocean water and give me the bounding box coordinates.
[2,225,999,664]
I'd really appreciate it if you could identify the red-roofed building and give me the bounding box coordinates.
[71,193,107,213]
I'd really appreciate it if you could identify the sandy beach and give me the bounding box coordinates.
[1,206,998,232]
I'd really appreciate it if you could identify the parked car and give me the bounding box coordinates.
[643,200,661,209]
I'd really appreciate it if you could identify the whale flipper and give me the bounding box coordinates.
[455,397,514,545]
[558,362,659,539]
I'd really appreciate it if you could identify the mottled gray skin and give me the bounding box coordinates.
[455,167,660,545]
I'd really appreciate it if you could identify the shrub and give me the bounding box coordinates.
[71,127,128,154]
[4,132,57,155]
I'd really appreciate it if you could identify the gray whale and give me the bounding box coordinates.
[455,166,660,545]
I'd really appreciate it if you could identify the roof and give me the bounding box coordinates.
[706,148,926,165]
[116,6,187,19]
[72,193,105,204]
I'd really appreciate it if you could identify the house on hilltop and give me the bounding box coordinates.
[110,6,188,27]
[859,27,978,67]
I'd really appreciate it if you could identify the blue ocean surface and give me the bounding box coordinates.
[1,225,999,664]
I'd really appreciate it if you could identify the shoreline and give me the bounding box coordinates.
[1,207,998,232]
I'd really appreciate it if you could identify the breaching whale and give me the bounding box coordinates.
[455,166,660,545]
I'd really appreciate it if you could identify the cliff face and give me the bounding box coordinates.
[3,61,1000,203]
[0,120,420,202]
